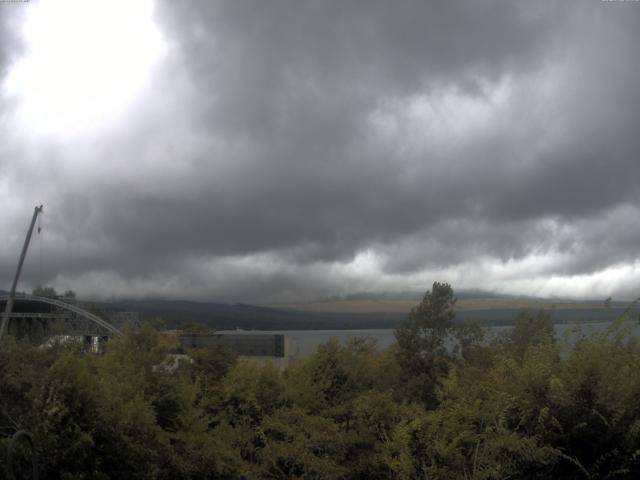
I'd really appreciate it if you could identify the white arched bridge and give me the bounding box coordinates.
[0,294,121,338]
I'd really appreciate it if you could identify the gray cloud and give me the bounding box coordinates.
[2,0,640,302]
[0,5,23,78]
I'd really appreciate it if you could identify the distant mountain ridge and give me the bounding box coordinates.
[99,297,634,331]
[4,290,632,330]
[101,298,406,330]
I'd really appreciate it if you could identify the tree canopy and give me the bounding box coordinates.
[2,284,640,478]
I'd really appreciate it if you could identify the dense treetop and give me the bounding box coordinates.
[2,283,640,479]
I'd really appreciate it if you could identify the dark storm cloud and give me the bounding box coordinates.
[2,0,640,301]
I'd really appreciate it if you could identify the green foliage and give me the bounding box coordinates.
[178,319,212,333]
[394,282,486,408]
[32,285,58,297]
[508,310,555,359]
[395,282,457,407]
[3,285,640,478]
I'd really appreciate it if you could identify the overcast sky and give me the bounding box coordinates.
[1,0,640,303]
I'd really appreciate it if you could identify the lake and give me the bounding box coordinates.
[219,321,640,356]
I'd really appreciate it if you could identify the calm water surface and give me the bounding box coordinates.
[220,321,640,356]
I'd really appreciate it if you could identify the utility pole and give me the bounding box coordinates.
[0,205,43,341]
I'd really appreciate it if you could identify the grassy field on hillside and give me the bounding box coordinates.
[272,297,622,314]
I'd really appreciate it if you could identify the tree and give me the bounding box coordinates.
[32,285,58,297]
[178,319,212,333]
[508,310,554,360]
[394,282,457,407]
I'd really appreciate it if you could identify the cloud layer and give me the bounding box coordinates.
[2,0,640,302]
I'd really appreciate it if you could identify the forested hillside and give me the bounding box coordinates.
[2,283,640,479]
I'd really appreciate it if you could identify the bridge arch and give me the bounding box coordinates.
[0,294,121,336]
